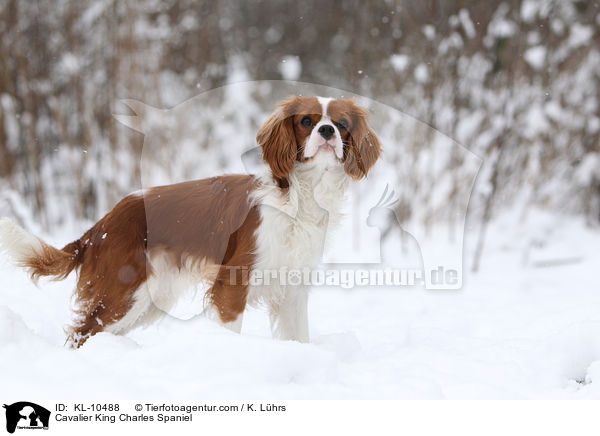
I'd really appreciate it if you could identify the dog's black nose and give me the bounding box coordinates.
[318,124,335,139]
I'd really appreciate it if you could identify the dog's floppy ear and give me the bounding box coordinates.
[344,102,382,180]
[257,96,300,187]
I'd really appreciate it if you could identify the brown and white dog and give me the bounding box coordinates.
[0,96,381,347]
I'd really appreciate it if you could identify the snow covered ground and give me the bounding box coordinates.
[1,209,600,399]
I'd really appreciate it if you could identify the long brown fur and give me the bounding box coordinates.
[17,175,260,347]
[24,240,83,282]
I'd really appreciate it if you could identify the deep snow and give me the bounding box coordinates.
[1,209,600,399]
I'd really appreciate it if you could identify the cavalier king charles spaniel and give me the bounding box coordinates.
[0,96,381,347]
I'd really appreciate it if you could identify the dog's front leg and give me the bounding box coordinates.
[269,286,309,343]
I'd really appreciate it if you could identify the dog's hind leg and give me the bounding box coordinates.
[66,247,150,348]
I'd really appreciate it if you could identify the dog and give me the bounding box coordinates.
[0,96,381,347]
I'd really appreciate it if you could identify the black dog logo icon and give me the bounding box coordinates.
[3,402,50,433]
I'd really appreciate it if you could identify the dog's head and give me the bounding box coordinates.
[256,96,382,187]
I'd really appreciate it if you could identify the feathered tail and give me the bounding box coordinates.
[0,218,83,282]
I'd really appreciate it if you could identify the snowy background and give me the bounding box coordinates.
[1,0,600,399]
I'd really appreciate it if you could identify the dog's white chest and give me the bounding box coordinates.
[248,163,348,305]
[258,200,329,269]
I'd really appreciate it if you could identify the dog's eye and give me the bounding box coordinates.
[337,118,349,130]
[301,116,313,128]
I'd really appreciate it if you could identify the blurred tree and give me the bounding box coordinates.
[0,0,598,234]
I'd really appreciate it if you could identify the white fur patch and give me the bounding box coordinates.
[146,252,218,318]
[317,96,333,113]
[130,189,147,198]
[0,217,44,266]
